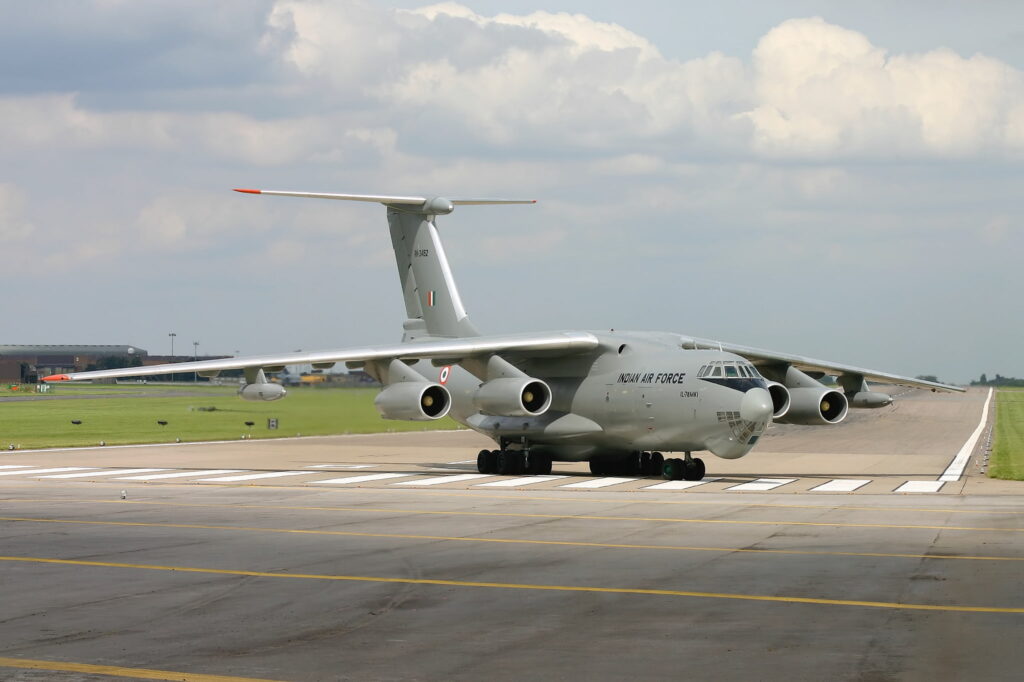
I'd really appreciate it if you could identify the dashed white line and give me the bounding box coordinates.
[317,473,414,485]
[0,465,33,470]
[559,477,637,489]
[474,476,568,488]
[811,479,871,493]
[642,478,720,491]
[392,474,493,486]
[117,469,245,481]
[197,471,310,482]
[0,467,95,477]
[41,468,168,479]
[726,478,796,492]
[304,464,378,469]
[896,481,945,493]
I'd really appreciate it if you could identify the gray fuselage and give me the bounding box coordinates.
[413,331,771,463]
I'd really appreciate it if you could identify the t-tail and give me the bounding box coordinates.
[234,189,535,341]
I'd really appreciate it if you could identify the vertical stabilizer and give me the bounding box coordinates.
[232,189,535,340]
[388,206,479,339]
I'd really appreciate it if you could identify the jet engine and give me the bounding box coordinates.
[374,382,451,421]
[775,387,848,425]
[238,383,287,402]
[473,377,552,417]
[765,381,791,419]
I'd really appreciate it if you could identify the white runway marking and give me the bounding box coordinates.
[896,481,945,493]
[392,474,492,486]
[0,465,33,469]
[305,464,378,469]
[448,459,477,464]
[0,467,95,477]
[475,476,568,488]
[811,479,870,492]
[41,468,168,479]
[559,477,637,489]
[317,473,413,485]
[726,478,796,492]
[197,471,310,482]
[940,387,993,482]
[642,478,719,491]
[117,469,244,480]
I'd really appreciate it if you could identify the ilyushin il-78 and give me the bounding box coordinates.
[46,190,962,481]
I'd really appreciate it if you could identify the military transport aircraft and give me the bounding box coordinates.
[45,190,963,481]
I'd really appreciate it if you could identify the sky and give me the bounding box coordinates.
[1,0,1022,384]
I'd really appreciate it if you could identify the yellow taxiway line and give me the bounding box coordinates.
[3,516,1022,562]
[2,555,1022,614]
[0,656,280,681]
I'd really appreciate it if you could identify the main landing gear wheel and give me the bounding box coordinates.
[662,454,706,481]
[477,449,500,474]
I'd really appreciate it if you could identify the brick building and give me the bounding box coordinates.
[0,345,148,383]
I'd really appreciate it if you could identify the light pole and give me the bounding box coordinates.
[193,341,199,383]
[168,332,176,359]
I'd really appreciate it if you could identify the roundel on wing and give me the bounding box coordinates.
[439,366,451,384]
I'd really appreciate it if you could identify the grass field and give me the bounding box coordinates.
[989,388,1024,481]
[0,385,461,450]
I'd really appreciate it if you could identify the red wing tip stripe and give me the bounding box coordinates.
[42,374,70,382]
[233,188,262,194]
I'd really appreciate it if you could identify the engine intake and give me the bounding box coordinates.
[473,377,552,417]
[765,381,791,419]
[238,383,286,402]
[775,387,848,425]
[374,382,451,421]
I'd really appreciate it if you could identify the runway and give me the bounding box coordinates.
[1,388,1021,680]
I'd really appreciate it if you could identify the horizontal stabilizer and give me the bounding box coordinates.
[233,189,535,206]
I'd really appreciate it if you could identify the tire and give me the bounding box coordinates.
[589,459,606,476]
[648,452,664,476]
[682,457,706,481]
[537,456,553,475]
[477,449,491,474]
[528,454,552,475]
[497,450,514,475]
[663,458,683,480]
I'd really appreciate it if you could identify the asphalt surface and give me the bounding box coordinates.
[1,387,1021,681]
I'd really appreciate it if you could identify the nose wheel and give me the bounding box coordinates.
[662,453,706,481]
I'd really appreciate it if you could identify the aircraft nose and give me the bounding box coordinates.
[740,387,773,422]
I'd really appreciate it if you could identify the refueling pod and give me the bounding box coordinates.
[238,368,287,402]
[239,382,286,402]
[374,382,451,421]
[473,377,552,417]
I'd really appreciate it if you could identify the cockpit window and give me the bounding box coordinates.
[740,366,751,377]
[711,366,722,377]
[725,365,739,377]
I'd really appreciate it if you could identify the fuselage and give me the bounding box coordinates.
[414,331,773,462]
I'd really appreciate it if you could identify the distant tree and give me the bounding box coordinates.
[980,373,988,385]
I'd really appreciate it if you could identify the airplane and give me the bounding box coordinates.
[44,189,964,481]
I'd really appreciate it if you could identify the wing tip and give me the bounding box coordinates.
[43,374,70,382]
[233,188,262,194]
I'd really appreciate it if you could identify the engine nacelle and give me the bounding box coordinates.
[374,382,451,421]
[473,377,552,417]
[848,391,893,408]
[765,381,791,419]
[774,387,848,425]
[239,383,287,402]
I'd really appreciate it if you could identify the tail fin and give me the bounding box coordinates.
[234,190,535,340]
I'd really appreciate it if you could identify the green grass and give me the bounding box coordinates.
[0,386,460,449]
[989,389,1024,480]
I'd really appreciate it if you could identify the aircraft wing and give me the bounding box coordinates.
[43,331,600,382]
[685,337,964,392]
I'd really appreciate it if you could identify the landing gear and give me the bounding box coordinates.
[589,451,665,477]
[662,452,706,481]
[477,449,551,475]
